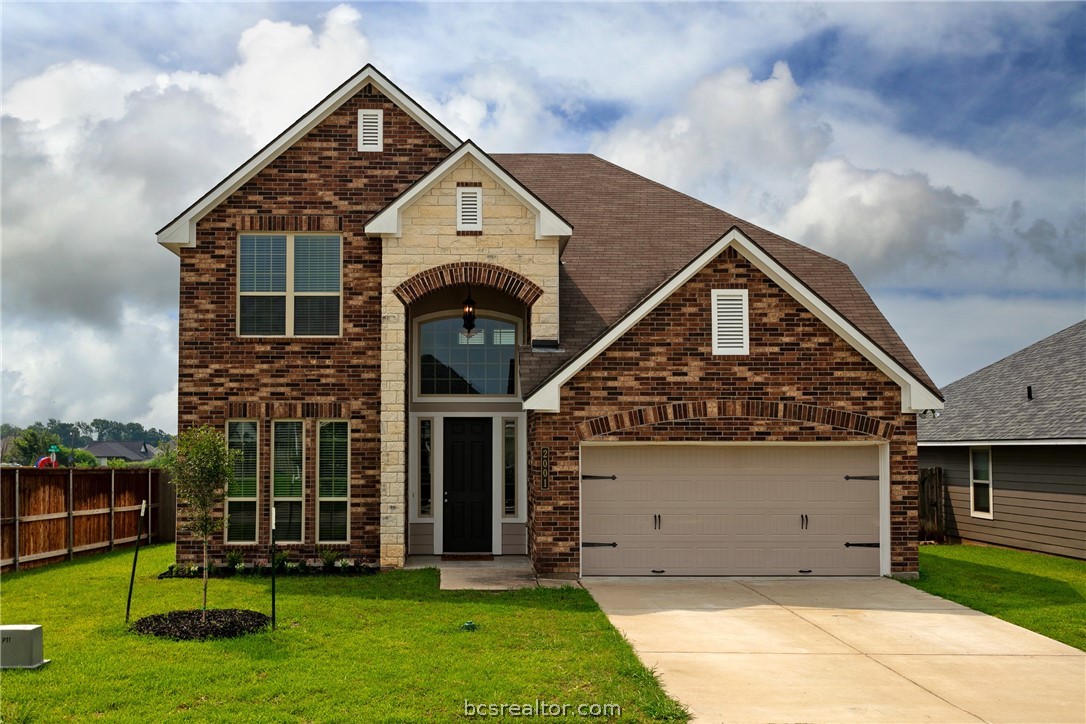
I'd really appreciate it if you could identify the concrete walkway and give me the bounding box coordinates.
[583,577,1085,724]
[405,555,569,590]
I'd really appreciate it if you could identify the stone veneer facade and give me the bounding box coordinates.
[526,246,919,577]
[378,156,560,566]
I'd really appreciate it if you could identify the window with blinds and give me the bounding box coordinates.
[238,234,341,336]
[272,421,304,543]
[318,421,349,542]
[357,109,383,152]
[226,421,258,543]
[711,289,749,355]
[457,187,483,232]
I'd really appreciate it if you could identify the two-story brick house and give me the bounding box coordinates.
[159,66,942,578]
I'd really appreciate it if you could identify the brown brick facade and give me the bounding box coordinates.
[175,84,450,565]
[527,247,918,577]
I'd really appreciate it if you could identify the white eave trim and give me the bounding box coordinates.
[365,141,572,240]
[523,228,942,414]
[156,65,460,256]
[920,438,1086,447]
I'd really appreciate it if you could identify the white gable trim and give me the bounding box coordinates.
[365,141,572,240]
[157,65,460,256]
[523,228,943,414]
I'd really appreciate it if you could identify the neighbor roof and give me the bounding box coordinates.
[918,320,1086,443]
[493,154,940,402]
[83,440,159,461]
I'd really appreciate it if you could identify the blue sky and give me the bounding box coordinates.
[2,2,1083,433]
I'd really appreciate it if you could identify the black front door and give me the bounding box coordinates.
[443,418,493,552]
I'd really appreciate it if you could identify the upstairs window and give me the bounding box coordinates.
[357,109,383,152]
[238,234,341,336]
[457,187,483,232]
[711,289,749,355]
[418,316,517,396]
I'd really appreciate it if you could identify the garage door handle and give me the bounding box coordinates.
[583,542,618,548]
[844,542,880,548]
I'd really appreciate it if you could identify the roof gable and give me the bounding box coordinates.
[522,227,943,414]
[157,65,461,255]
[365,142,572,240]
[496,154,939,405]
[919,320,1086,443]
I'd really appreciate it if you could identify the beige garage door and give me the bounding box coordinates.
[581,445,880,576]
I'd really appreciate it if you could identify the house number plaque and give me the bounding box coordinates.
[540,447,551,490]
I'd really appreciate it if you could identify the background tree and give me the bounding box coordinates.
[8,429,62,466]
[161,425,238,621]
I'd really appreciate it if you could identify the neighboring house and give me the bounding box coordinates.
[83,440,160,466]
[157,66,942,578]
[919,321,1086,560]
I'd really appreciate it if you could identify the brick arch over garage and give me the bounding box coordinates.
[393,262,544,307]
[576,399,898,440]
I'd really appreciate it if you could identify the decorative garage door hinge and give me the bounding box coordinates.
[582,541,618,548]
[844,542,880,548]
[843,475,879,480]
[581,474,617,480]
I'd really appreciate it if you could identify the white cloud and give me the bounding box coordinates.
[593,61,831,217]
[779,158,978,277]
[1,306,178,432]
[167,4,372,145]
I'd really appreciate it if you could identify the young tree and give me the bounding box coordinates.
[162,425,239,621]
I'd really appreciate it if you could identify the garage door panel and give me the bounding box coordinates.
[581,445,881,576]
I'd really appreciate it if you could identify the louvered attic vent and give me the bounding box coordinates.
[457,187,483,232]
[357,109,383,152]
[711,289,749,355]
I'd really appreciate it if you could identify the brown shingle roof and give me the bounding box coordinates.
[493,153,939,398]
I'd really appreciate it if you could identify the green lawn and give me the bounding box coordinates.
[1,545,686,722]
[907,544,1086,651]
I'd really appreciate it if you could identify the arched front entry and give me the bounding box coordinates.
[400,265,532,556]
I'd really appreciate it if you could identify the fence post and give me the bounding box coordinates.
[68,469,74,560]
[109,469,116,552]
[147,469,153,544]
[14,469,20,572]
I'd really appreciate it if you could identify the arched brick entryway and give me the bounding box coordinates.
[393,261,544,307]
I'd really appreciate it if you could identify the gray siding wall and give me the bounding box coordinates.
[920,445,1085,559]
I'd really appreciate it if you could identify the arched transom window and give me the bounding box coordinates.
[418,316,518,396]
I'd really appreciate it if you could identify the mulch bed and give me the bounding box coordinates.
[132,609,270,641]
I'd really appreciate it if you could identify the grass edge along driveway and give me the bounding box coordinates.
[1,544,688,722]
[907,543,1086,651]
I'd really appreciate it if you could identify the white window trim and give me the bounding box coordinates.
[969,446,994,520]
[225,420,259,545]
[408,412,528,555]
[412,310,521,402]
[711,288,749,355]
[316,419,350,544]
[456,187,483,232]
[357,109,383,152]
[237,233,343,338]
[272,420,305,543]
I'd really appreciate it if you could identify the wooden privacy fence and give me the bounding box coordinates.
[0,468,175,572]
[918,466,945,542]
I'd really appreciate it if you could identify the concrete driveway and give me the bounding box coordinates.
[583,577,1085,723]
